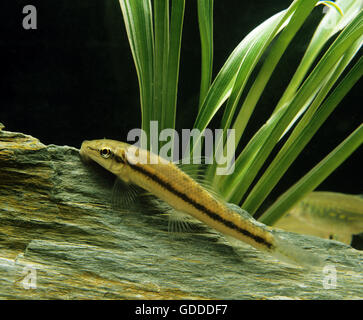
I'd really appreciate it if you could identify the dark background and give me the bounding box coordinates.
[0,0,361,199]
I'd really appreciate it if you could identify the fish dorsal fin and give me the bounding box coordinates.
[226,203,252,219]
[174,158,206,178]
[226,203,272,231]
[175,160,225,203]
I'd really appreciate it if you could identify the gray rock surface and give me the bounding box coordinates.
[0,127,362,299]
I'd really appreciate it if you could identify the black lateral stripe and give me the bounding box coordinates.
[128,162,273,249]
[110,151,124,163]
[114,154,124,163]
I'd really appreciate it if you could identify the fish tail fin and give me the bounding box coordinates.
[271,233,325,269]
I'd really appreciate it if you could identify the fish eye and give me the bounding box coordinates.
[100,148,111,158]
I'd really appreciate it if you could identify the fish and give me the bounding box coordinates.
[80,139,323,268]
[276,191,363,245]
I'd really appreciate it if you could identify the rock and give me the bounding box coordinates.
[0,128,362,299]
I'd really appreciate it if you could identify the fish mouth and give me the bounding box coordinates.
[79,140,94,162]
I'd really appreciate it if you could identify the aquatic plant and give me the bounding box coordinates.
[118,0,363,225]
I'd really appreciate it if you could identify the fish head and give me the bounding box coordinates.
[80,139,131,176]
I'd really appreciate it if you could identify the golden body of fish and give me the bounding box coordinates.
[276,192,363,244]
[80,139,322,267]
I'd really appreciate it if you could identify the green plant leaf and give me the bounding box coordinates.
[243,53,363,215]
[153,0,169,132]
[118,0,362,232]
[119,0,154,140]
[230,0,318,149]
[198,0,214,109]
[273,0,362,114]
[317,1,344,16]
[191,3,299,151]
[161,0,185,140]
[259,122,363,226]
[119,0,185,150]
[222,9,363,203]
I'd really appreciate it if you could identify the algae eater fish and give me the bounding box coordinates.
[80,139,322,268]
[276,191,363,245]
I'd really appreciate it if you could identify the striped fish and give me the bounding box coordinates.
[80,139,322,268]
[276,191,363,245]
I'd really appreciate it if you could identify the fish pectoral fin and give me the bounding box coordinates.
[111,177,143,211]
